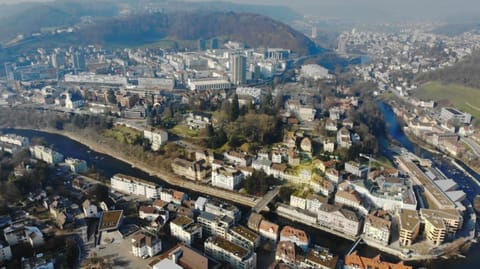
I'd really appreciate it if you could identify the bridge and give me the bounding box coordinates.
[346,237,363,256]
[252,186,281,213]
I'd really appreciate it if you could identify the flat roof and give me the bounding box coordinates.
[112,173,158,188]
[399,209,420,232]
[206,236,249,259]
[98,210,123,231]
[171,215,194,227]
[230,225,259,243]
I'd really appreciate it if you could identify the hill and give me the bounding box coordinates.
[17,12,319,56]
[415,51,480,89]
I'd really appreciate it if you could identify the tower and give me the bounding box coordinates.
[231,53,246,85]
[72,51,86,73]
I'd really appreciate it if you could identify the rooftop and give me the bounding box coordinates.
[230,225,259,243]
[206,236,249,259]
[172,215,194,227]
[98,210,123,231]
[280,226,309,243]
[112,173,158,188]
[399,209,420,232]
[305,247,338,269]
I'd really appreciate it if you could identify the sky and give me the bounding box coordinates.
[0,0,479,23]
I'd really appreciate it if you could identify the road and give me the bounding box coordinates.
[252,186,281,213]
[462,137,480,158]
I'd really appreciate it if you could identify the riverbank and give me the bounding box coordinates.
[22,127,259,208]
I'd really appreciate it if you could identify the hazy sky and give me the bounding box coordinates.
[0,0,479,23]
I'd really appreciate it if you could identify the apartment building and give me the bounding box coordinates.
[110,174,161,199]
[363,210,392,246]
[258,220,279,244]
[279,226,309,252]
[170,216,203,246]
[171,157,210,181]
[317,204,363,238]
[212,167,244,191]
[29,145,64,164]
[398,209,420,247]
[131,232,162,258]
[204,236,257,269]
[197,212,234,238]
[143,129,168,151]
[226,225,260,251]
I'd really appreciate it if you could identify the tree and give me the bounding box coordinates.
[230,94,240,121]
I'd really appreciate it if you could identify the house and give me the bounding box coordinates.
[344,251,412,269]
[259,220,279,243]
[334,190,368,215]
[279,226,309,252]
[223,151,252,167]
[139,206,160,222]
[325,119,338,132]
[160,189,188,205]
[325,168,341,183]
[310,179,335,197]
[337,127,352,149]
[323,140,335,153]
[301,246,338,269]
[363,210,392,246]
[212,167,244,191]
[275,241,301,267]
[144,129,168,151]
[172,158,210,181]
[300,137,312,153]
[82,199,98,218]
[131,231,162,258]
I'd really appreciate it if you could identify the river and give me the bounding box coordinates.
[3,103,480,268]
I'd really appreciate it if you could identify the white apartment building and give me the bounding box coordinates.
[131,232,162,258]
[29,145,64,164]
[197,212,234,238]
[143,129,168,151]
[317,204,362,238]
[204,236,257,269]
[110,174,161,199]
[363,211,392,246]
[65,158,88,173]
[212,168,244,191]
[187,78,231,91]
[0,134,29,147]
[170,216,203,246]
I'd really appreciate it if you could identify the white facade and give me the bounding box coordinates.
[170,216,203,246]
[144,129,168,151]
[131,233,162,258]
[110,174,161,199]
[0,134,29,147]
[187,78,231,91]
[290,195,307,210]
[65,158,88,173]
[29,145,64,164]
[212,168,244,191]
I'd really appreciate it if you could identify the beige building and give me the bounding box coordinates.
[226,225,261,251]
[170,216,203,246]
[398,209,420,246]
[420,209,463,246]
[171,158,210,181]
[363,210,392,246]
[143,129,168,151]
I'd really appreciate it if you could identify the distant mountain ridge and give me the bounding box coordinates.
[24,11,319,55]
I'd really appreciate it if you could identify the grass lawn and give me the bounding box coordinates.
[171,124,199,138]
[103,125,141,145]
[413,81,480,119]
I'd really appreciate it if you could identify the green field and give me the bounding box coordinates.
[413,82,480,120]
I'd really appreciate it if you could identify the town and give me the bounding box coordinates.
[0,11,480,269]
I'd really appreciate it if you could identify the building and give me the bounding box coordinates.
[212,167,244,191]
[345,161,368,178]
[275,241,300,267]
[344,251,412,269]
[279,226,309,252]
[398,209,420,246]
[227,225,260,251]
[223,151,253,167]
[65,158,88,173]
[363,210,392,246]
[98,210,123,232]
[334,190,367,215]
[0,241,12,262]
[65,93,84,109]
[204,236,257,269]
[144,129,168,151]
[151,244,221,269]
[231,54,247,85]
[440,107,472,124]
[0,134,29,147]
[131,231,162,258]
[205,200,242,224]
[285,100,316,122]
[4,225,44,247]
[317,204,362,238]
[301,246,338,269]
[111,174,161,199]
[420,209,463,246]
[170,216,203,246]
[259,220,279,243]
[172,158,210,181]
[337,127,352,149]
[160,189,188,205]
[82,199,98,218]
[197,212,234,238]
[187,78,231,91]
[29,145,64,164]
[300,64,333,80]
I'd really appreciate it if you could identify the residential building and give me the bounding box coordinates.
[344,251,412,269]
[223,151,253,167]
[440,107,472,124]
[231,54,247,85]
[420,209,463,246]
[4,225,44,247]
[0,134,29,147]
[247,213,264,232]
[187,78,231,91]
[131,232,162,258]
[279,226,309,252]
[285,100,316,122]
[197,212,234,237]
[139,206,160,221]
[300,246,338,269]
[310,179,334,197]
[275,241,300,267]
[259,220,279,243]
[317,204,362,237]
[82,199,98,218]
[110,174,161,199]
[204,236,256,269]
[363,210,392,246]
[172,158,210,181]
[144,129,168,151]
[334,190,368,215]
[205,200,242,224]
[398,209,420,246]
[65,158,88,173]
[337,127,352,149]
[212,167,244,191]
[160,189,188,205]
[29,145,64,164]
[227,225,260,251]
[305,194,329,213]
[344,161,368,178]
[170,216,203,246]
